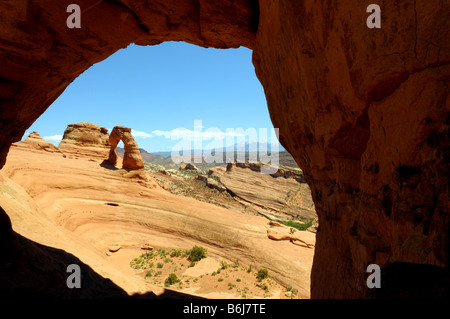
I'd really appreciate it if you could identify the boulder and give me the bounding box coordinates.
[141,244,154,251]
[206,178,227,193]
[181,163,198,171]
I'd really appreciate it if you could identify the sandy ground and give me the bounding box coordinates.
[0,147,315,298]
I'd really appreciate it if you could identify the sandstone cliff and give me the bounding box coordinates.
[208,163,316,221]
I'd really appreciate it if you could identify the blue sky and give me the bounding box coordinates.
[24,42,280,152]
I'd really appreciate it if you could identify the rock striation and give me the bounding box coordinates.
[208,164,316,221]
[58,123,110,160]
[267,221,315,248]
[108,126,144,170]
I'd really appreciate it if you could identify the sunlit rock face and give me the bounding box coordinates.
[108,126,144,170]
[0,0,448,298]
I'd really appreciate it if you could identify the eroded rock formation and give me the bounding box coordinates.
[11,132,62,154]
[0,0,448,298]
[108,126,144,170]
[58,123,111,159]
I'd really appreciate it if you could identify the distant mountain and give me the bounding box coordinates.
[205,141,285,153]
[117,143,298,170]
[116,147,166,163]
[151,151,172,157]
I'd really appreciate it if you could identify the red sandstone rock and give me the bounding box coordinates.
[12,132,62,154]
[58,123,110,160]
[253,0,449,298]
[0,0,448,299]
[108,126,144,170]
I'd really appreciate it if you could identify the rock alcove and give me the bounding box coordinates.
[0,0,448,298]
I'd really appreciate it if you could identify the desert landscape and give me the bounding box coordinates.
[0,123,316,299]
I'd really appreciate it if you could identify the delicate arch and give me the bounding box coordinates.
[108,126,144,170]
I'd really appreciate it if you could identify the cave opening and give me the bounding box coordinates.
[2,0,447,300]
[7,41,317,299]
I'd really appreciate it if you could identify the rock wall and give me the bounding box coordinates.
[0,0,448,298]
[108,126,144,170]
[253,1,449,298]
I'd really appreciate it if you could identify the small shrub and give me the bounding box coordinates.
[280,220,313,231]
[256,268,268,281]
[220,261,229,270]
[188,246,207,262]
[218,278,224,282]
[247,265,252,273]
[236,278,241,282]
[170,249,185,257]
[165,273,180,286]
[157,262,164,269]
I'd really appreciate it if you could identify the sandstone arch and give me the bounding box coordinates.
[108,126,144,170]
[0,1,448,298]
